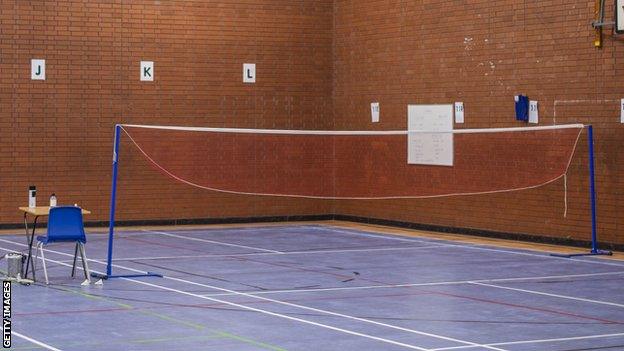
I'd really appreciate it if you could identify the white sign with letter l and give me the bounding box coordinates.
[243,63,256,83]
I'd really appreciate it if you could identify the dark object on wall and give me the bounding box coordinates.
[515,95,529,122]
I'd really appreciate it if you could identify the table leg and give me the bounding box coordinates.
[23,214,38,281]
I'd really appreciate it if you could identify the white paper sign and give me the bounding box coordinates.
[243,63,256,83]
[454,102,464,124]
[31,59,45,80]
[140,61,154,81]
[371,102,380,122]
[617,0,624,33]
[620,98,624,123]
[407,104,454,166]
[529,100,539,124]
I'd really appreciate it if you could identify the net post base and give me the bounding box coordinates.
[550,250,613,258]
[91,272,163,280]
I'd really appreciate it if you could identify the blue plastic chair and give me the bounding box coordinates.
[34,206,91,285]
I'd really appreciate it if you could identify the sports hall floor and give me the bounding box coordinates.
[1,221,622,351]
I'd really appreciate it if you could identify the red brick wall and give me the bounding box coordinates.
[333,0,624,244]
[0,1,334,223]
[2,1,623,246]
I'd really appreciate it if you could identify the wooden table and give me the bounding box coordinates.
[19,206,91,281]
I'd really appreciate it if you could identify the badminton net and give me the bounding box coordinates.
[119,124,584,199]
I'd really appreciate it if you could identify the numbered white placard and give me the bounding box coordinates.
[243,63,256,83]
[31,59,45,80]
[529,100,539,124]
[140,61,154,81]
[371,102,380,122]
[454,102,464,124]
[407,104,454,166]
[620,98,624,123]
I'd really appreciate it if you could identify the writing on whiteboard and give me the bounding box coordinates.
[407,105,454,166]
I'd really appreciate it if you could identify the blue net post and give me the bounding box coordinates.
[551,125,611,258]
[106,124,122,276]
[588,125,598,252]
[92,125,162,279]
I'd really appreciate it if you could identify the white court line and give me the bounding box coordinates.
[470,282,624,309]
[0,248,428,351]
[13,331,63,351]
[141,229,284,254]
[327,227,437,244]
[125,279,432,350]
[431,332,624,350]
[2,236,623,308]
[201,270,624,298]
[324,226,624,268]
[0,240,507,351]
[3,235,623,308]
[54,244,447,263]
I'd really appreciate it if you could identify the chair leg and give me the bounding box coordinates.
[78,243,91,283]
[71,243,79,278]
[39,243,49,285]
[33,242,38,283]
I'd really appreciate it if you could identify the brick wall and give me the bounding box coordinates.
[333,0,624,244]
[0,1,334,224]
[1,1,622,245]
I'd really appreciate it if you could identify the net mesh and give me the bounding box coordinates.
[120,124,584,199]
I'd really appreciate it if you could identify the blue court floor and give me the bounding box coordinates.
[1,224,623,351]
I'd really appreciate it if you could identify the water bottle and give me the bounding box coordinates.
[49,193,57,207]
[28,186,36,208]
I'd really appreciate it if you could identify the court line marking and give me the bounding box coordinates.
[431,332,624,350]
[0,249,439,351]
[13,331,63,351]
[96,225,624,267]
[2,235,622,308]
[53,244,447,262]
[142,230,284,254]
[469,282,624,309]
[0,241,507,351]
[1,236,622,308]
[123,279,434,351]
[0,246,428,351]
[325,226,624,267]
[200,270,624,297]
[9,225,623,350]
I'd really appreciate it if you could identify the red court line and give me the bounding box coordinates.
[15,307,131,317]
[416,288,623,325]
[14,291,433,318]
[16,288,620,327]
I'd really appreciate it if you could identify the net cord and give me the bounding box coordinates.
[121,123,584,135]
[119,125,584,201]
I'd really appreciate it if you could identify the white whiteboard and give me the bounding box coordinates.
[407,104,454,166]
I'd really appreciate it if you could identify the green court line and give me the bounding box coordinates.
[139,308,207,331]
[51,284,288,351]
[214,331,289,351]
[9,334,225,350]
[131,334,223,344]
[5,346,43,350]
